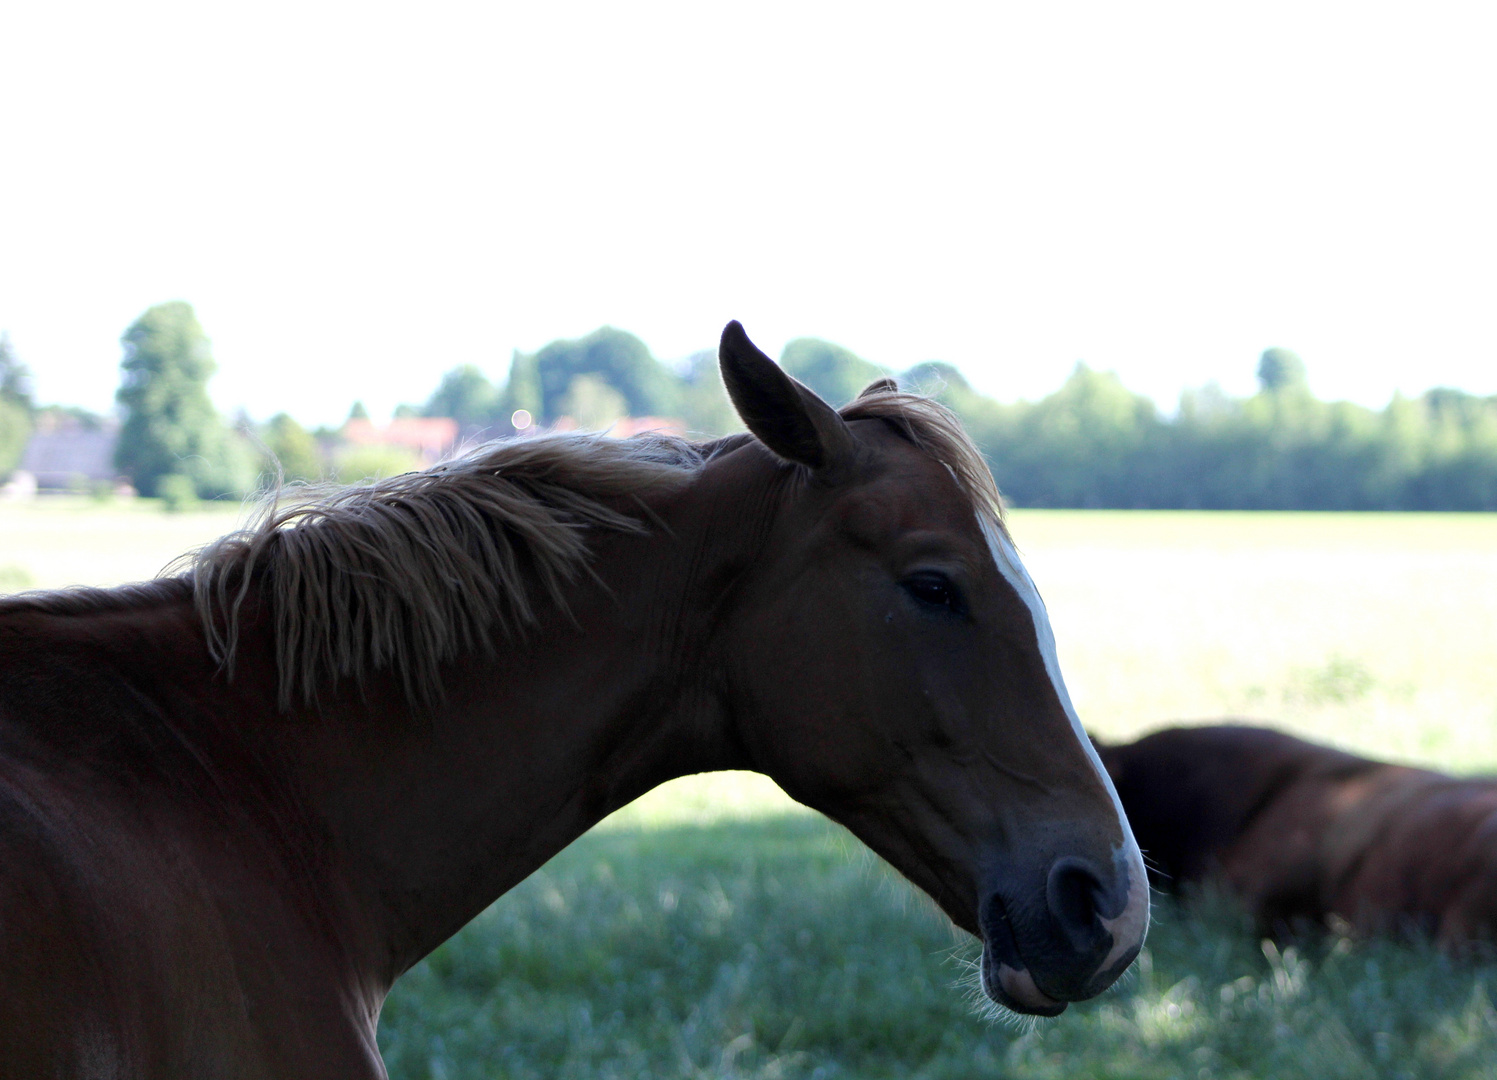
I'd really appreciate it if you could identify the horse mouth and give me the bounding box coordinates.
[984,959,1067,1017]
[975,850,1148,1016]
[978,895,1069,1016]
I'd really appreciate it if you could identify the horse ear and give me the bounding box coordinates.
[859,377,898,398]
[719,321,856,473]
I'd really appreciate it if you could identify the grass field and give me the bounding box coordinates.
[0,496,245,593]
[380,803,1497,1080]
[4,500,1497,1077]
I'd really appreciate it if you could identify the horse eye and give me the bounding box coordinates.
[901,571,964,614]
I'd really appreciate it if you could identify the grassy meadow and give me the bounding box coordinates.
[3,500,1497,1077]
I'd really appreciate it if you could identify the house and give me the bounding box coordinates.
[15,415,123,493]
[342,417,460,467]
[547,415,688,439]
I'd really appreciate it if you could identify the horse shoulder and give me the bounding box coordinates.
[0,768,127,1077]
[1366,776,1497,942]
[1312,766,1452,931]
[1212,736,1385,926]
[1435,791,1497,947]
[0,662,382,1078]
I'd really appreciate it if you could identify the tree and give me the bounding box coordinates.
[0,333,34,479]
[531,327,683,422]
[423,365,498,430]
[115,302,251,499]
[1257,347,1308,394]
[1001,363,1165,507]
[495,350,543,432]
[557,375,628,430]
[780,338,887,406]
[334,444,422,483]
[260,413,323,483]
[677,350,742,436]
[902,361,967,398]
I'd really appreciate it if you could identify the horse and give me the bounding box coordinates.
[1096,723,1497,947]
[0,321,1147,1077]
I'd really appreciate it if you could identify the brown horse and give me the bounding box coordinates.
[0,322,1147,1077]
[1097,723,1497,946]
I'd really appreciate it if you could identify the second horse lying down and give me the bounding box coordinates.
[1098,723,1497,947]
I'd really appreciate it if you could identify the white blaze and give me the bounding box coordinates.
[979,515,1149,967]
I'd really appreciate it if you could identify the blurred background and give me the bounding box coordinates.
[3,2,1495,1077]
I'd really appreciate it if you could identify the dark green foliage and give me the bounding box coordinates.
[1258,348,1309,393]
[406,326,1497,509]
[780,338,887,406]
[420,336,741,438]
[498,350,543,427]
[114,302,253,499]
[971,365,1166,509]
[529,327,684,424]
[0,333,34,479]
[677,350,742,436]
[379,815,1497,1079]
[424,366,500,431]
[960,374,1497,511]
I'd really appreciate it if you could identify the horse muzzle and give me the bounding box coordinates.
[978,848,1149,1015]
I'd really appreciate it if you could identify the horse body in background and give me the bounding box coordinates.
[1098,724,1497,946]
[0,323,1147,1078]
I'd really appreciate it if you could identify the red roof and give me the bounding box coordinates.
[343,418,459,456]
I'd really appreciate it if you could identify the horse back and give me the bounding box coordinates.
[1101,723,1497,944]
[0,771,120,1078]
[1097,724,1377,893]
[0,750,277,1077]
[1320,773,1497,943]
[0,605,385,1079]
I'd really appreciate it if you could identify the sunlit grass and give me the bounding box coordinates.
[380,812,1497,1080]
[0,497,244,592]
[1011,510,1497,773]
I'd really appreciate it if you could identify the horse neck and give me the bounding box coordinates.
[281,457,776,986]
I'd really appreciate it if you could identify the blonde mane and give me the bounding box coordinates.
[192,431,707,708]
[843,390,1008,529]
[179,391,1002,710]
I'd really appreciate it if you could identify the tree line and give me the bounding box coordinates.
[2,303,1494,510]
[410,326,1497,511]
[925,351,1497,510]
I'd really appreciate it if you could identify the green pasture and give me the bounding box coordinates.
[0,496,245,593]
[382,793,1497,1080]
[4,501,1497,1077]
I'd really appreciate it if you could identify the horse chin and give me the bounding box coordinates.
[980,949,1068,1017]
[977,892,1064,1015]
[975,888,1078,1017]
[976,940,1071,1012]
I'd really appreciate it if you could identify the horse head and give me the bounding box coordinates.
[715,321,1148,1015]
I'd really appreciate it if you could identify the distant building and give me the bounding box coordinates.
[342,417,460,466]
[548,416,688,439]
[16,415,124,493]
[605,416,687,439]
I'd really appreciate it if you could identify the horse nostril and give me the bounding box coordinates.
[1046,856,1107,949]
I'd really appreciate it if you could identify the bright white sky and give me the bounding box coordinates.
[1,1,1493,426]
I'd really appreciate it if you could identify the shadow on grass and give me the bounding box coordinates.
[379,815,1497,1080]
